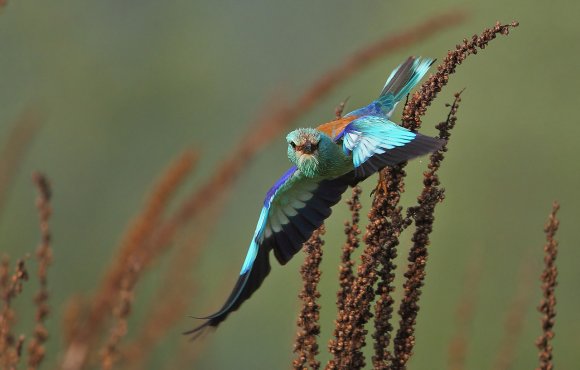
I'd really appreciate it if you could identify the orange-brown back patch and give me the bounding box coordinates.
[316,115,358,140]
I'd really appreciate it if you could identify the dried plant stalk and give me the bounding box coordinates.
[334,97,350,120]
[100,273,133,370]
[370,166,416,370]
[27,172,53,369]
[328,20,519,370]
[392,91,463,370]
[121,198,225,370]
[97,150,197,370]
[336,21,517,370]
[327,166,407,370]
[293,226,325,370]
[62,150,197,370]
[62,295,86,349]
[535,202,559,370]
[401,21,518,131]
[0,257,29,369]
[391,21,519,369]
[0,108,43,218]
[336,186,362,315]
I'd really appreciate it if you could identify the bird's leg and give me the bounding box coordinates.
[370,170,389,197]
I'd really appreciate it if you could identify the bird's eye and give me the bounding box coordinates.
[290,141,296,148]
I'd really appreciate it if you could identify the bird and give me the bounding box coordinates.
[185,56,443,337]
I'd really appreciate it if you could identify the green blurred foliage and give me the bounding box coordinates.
[1,0,579,369]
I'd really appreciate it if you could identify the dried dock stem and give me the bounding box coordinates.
[0,108,43,218]
[401,21,518,131]
[61,150,197,370]
[535,202,560,370]
[334,97,350,120]
[121,199,224,370]
[392,91,463,370]
[293,226,325,370]
[327,166,406,370]
[390,21,519,369]
[361,20,519,370]
[0,257,29,369]
[370,166,413,370]
[27,172,53,370]
[332,92,463,370]
[336,186,362,315]
[98,150,197,370]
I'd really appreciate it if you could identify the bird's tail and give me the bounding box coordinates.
[380,56,434,102]
[343,57,433,119]
[373,57,434,118]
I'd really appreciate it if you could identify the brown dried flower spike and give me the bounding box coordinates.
[536,202,560,370]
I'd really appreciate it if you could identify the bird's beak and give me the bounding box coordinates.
[299,140,317,155]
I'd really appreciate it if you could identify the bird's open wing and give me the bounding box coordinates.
[185,167,353,336]
[338,115,445,178]
[261,168,353,264]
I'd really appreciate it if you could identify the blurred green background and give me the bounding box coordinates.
[1,0,579,369]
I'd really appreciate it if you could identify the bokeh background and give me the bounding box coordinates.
[1,1,579,369]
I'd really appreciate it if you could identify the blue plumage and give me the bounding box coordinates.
[340,116,416,164]
[337,116,441,177]
[346,57,434,119]
[185,56,442,337]
[382,57,434,102]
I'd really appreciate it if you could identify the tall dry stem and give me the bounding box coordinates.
[535,202,559,370]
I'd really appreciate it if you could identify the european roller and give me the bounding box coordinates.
[186,57,443,336]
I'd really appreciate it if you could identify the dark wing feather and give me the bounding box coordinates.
[264,172,354,265]
[185,168,354,336]
[356,133,444,179]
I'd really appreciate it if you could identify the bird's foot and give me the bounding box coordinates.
[370,171,389,197]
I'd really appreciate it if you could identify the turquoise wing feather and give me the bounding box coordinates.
[340,116,444,178]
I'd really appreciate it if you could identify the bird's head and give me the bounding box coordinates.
[286,128,325,177]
